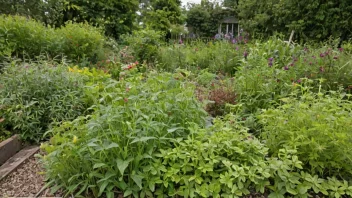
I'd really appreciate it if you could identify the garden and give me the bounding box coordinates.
[0,1,352,197]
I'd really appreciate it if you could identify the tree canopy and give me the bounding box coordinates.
[237,0,352,41]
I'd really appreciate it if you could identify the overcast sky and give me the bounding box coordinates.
[181,0,201,6]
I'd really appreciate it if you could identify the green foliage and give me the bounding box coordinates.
[234,38,352,113]
[259,86,352,178]
[57,0,139,38]
[196,69,217,86]
[152,117,268,197]
[0,0,46,21]
[0,61,91,142]
[121,29,165,63]
[40,72,207,197]
[55,21,105,62]
[142,0,183,34]
[0,15,105,63]
[150,116,352,197]
[0,118,11,142]
[157,41,244,73]
[238,0,352,41]
[186,1,232,37]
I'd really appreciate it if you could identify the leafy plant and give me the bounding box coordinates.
[40,72,207,197]
[121,29,165,63]
[0,61,91,142]
[259,84,352,178]
[150,115,352,197]
[0,15,106,64]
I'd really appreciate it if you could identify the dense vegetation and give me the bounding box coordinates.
[0,0,352,197]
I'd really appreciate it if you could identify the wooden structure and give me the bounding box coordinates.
[218,16,240,37]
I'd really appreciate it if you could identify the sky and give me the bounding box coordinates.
[181,0,201,6]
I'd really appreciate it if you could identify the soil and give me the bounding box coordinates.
[0,154,62,197]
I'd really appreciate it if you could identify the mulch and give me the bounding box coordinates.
[0,154,63,198]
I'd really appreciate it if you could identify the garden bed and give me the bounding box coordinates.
[0,134,21,165]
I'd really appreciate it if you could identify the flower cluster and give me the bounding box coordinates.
[122,61,139,71]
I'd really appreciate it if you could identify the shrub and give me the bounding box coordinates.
[56,21,105,63]
[234,38,352,113]
[259,86,352,178]
[121,29,164,63]
[150,115,352,197]
[40,72,207,197]
[0,15,105,63]
[0,62,90,142]
[0,15,53,60]
[156,41,244,74]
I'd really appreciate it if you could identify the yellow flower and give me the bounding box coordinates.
[68,67,74,72]
[72,135,78,144]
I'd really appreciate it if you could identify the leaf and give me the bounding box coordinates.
[105,142,119,149]
[124,189,133,197]
[131,174,144,189]
[167,127,183,133]
[149,182,155,192]
[116,158,130,176]
[106,191,114,198]
[131,136,156,144]
[98,181,109,196]
[93,163,106,169]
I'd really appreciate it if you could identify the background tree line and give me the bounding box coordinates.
[0,0,351,42]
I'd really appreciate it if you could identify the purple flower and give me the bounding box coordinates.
[268,62,273,67]
[297,79,301,83]
[320,53,325,58]
[268,57,274,62]
[284,66,289,70]
[290,63,294,67]
[319,66,325,72]
[333,56,338,60]
[339,48,343,52]
[236,46,239,51]
[244,51,248,58]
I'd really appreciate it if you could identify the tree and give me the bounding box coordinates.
[142,0,184,34]
[0,0,140,38]
[186,0,232,37]
[0,0,46,21]
[57,0,139,38]
[237,0,352,42]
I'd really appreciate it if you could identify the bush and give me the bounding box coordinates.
[55,22,105,63]
[156,41,244,74]
[40,72,207,197]
[150,116,352,197]
[259,86,352,178]
[121,29,164,63]
[234,38,352,113]
[0,62,91,142]
[0,15,105,63]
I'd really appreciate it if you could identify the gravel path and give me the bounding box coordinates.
[0,154,62,197]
